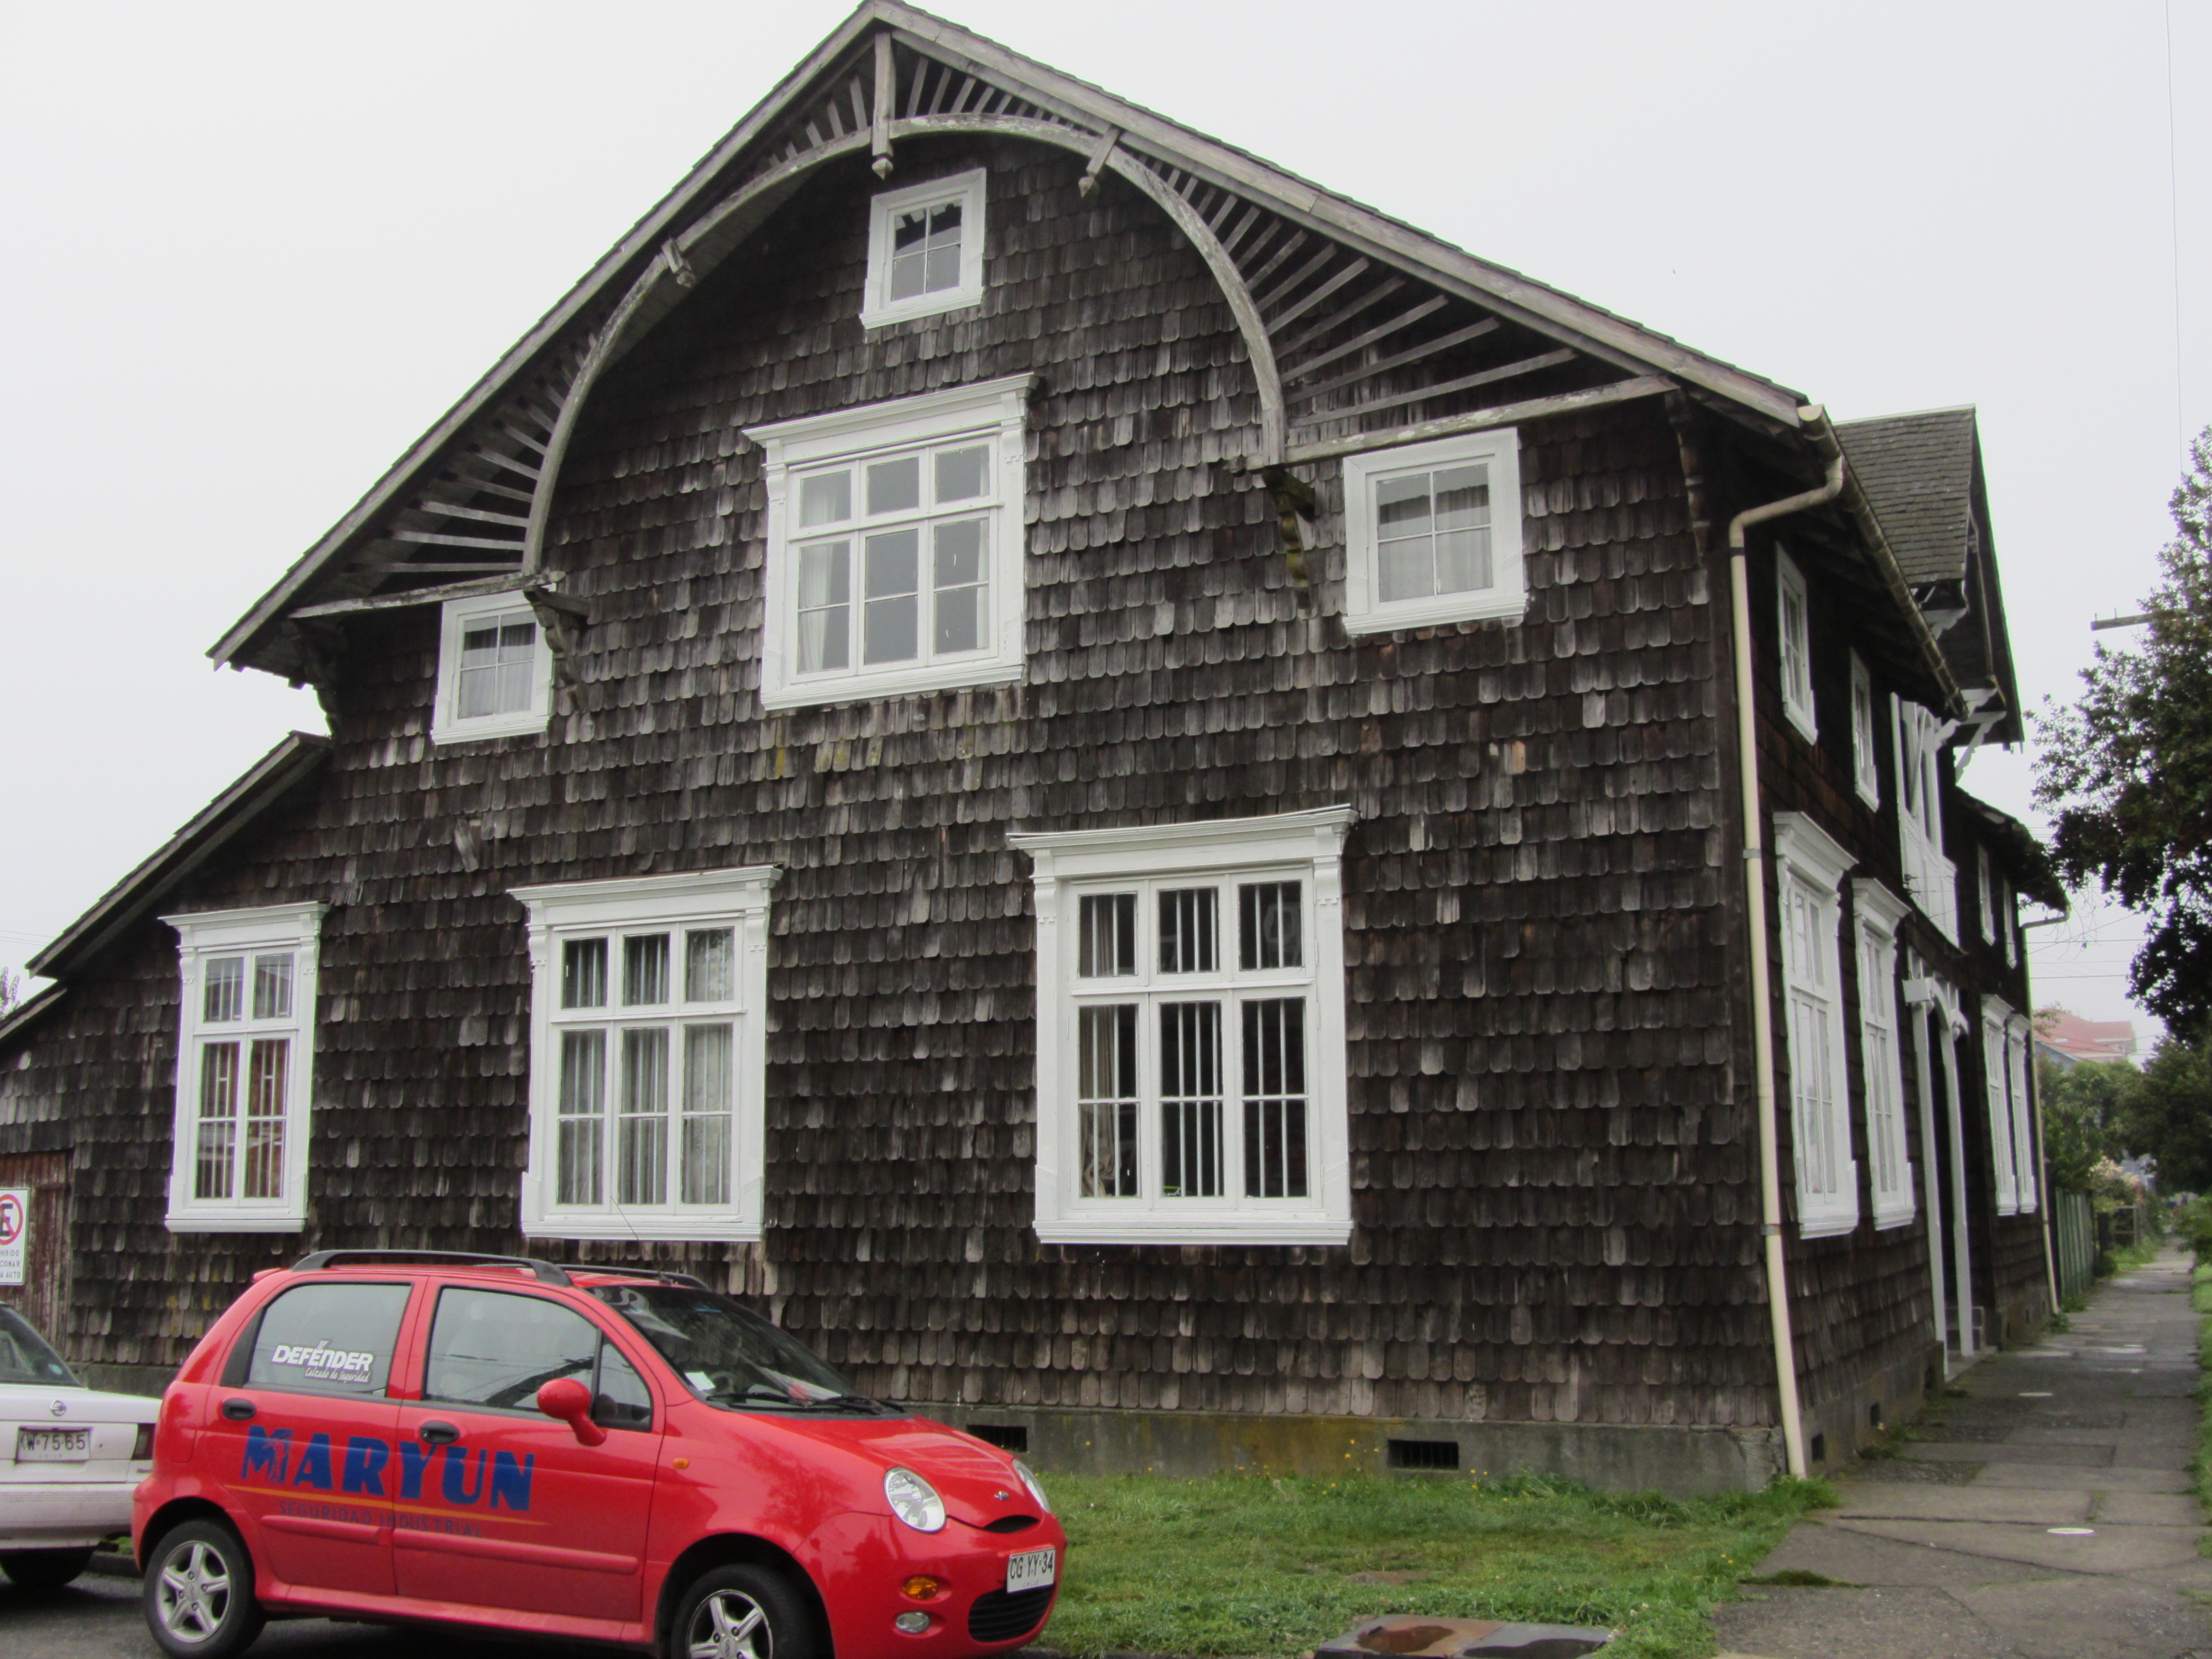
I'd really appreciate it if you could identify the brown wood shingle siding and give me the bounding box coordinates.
[1,138,1777,1428]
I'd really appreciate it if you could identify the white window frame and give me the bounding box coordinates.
[1853,879,1915,1230]
[1009,808,1354,1246]
[512,867,777,1242]
[2000,877,2017,967]
[1977,846,1996,943]
[747,375,1029,710]
[1982,998,2021,1215]
[1849,653,1881,807]
[1773,813,1858,1238]
[161,902,326,1233]
[1776,549,1817,742]
[1892,695,1958,944]
[860,167,988,330]
[1340,428,1526,635]
[431,589,554,745]
[2006,1013,2038,1212]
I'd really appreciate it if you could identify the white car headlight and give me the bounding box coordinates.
[1013,1459,1053,1515]
[883,1467,946,1533]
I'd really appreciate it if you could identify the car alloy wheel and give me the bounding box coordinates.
[690,1587,771,1659]
[142,1520,264,1659]
[671,1564,813,1659]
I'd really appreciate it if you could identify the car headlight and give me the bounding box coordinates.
[1013,1458,1053,1515]
[883,1467,946,1533]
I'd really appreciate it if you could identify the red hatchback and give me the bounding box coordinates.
[132,1253,1063,1659]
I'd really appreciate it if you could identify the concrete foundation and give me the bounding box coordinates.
[1798,1339,1947,1474]
[911,1404,1786,1495]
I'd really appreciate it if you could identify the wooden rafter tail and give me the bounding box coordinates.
[435,466,535,506]
[1296,347,1580,430]
[1265,257,1370,333]
[1290,317,1504,404]
[1274,278,1410,363]
[414,499,530,529]
[1279,374,1675,466]
[1078,126,1121,198]
[1254,247,1337,317]
[1241,228,1310,294]
[1278,289,1438,379]
[387,529,529,552]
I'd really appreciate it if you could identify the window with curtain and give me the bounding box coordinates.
[1340,428,1526,634]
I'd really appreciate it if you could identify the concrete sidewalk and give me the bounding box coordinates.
[1713,1244,2211,1659]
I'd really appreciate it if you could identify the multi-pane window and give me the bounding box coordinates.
[434,590,552,743]
[1892,696,1958,943]
[1773,814,1858,1238]
[2005,1013,2038,1213]
[749,377,1029,709]
[1977,846,1996,943]
[1342,429,1525,634]
[861,168,987,328]
[1854,881,1914,1230]
[513,867,777,1242]
[1776,549,1816,741]
[1983,1004,2022,1214]
[1012,809,1354,1245]
[163,903,324,1232]
[1849,653,1881,807]
[790,437,993,677]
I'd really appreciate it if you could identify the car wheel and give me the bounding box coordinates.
[0,1547,96,1592]
[670,1563,816,1659]
[142,1520,265,1659]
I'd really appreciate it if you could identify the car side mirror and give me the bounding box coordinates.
[536,1376,608,1446]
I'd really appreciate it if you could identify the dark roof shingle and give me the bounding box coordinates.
[1835,406,1978,586]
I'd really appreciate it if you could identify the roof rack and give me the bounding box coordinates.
[290,1249,572,1286]
[570,1266,714,1291]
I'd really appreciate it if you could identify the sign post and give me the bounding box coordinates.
[0,1188,27,1287]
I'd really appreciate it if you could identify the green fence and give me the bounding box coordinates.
[2054,1190,2097,1302]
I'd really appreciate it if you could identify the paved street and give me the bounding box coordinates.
[1717,1244,2212,1659]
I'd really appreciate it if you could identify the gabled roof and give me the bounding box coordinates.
[23,732,330,987]
[1835,407,1978,585]
[210,0,1813,681]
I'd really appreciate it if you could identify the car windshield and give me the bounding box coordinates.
[0,1307,83,1387]
[588,1284,883,1413]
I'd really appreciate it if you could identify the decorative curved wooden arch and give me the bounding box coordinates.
[520,113,1287,572]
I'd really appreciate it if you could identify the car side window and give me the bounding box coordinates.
[241,1282,410,1399]
[594,1342,653,1431]
[422,1288,601,1411]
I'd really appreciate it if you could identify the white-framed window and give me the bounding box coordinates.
[431,589,553,744]
[746,376,1028,710]
[2006,1013,2038,1212]
[1977,846,1996,943]
[1009,808,1354,1245]
[1773,813,1858,1238]
[860,167,987,329]
[160,902,325,1232]
[1892,696,1957,943]
[1776,549,1817,742]
[1982,999,2021,1214]
[1853,879,1914,1230]
[1849,653,1881,807]
[2000,877,2017,967]
[1340,429,1526,635]
[512,867,777,1241]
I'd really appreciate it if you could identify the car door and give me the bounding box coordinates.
[390,1283,661,1625]
[198,1277,411,1595]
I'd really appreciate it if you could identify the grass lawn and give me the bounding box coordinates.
[1036,1469,1832,1659]
[2192,1261,2212,1527]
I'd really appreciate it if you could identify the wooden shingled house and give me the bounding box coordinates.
[0,2,2058,1491]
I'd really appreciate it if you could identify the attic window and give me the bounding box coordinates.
[862,168,987,328]
[1340,429,1527,635]
[432,590,553,744]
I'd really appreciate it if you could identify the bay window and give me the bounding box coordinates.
[1011,808,1354,1245]
[513,867,776,1241]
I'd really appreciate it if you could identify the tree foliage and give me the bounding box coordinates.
[2119,1030,2212,1193]
[2036,1049,2134,1193]
[2036,426,2212,1035]
[0,968,20,1017]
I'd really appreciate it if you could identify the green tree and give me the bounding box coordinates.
[2037,1050,2135,1193]
[0,968,20,1017]
[2120,1030,2212,1193]
[2036,426,2212,1036]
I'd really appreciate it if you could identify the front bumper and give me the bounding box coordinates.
[809,1511,1065,1658]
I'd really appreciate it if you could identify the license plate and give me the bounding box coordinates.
[17,1427,91,1463]
[1005,1547,1056,1594]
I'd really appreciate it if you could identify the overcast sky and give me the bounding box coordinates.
[2,1,2206,1037]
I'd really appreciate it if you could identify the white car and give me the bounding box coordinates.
[1,1305,158,1591]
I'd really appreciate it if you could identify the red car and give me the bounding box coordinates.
[132,1253,1063,1659]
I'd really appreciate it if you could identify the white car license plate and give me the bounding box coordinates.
[17,1427,92,1463]
[1005,1547,1056,1594]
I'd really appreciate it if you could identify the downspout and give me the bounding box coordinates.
[1726,405,1845,1481]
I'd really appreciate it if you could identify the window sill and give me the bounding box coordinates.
[761,656,1022,711]
[859,294,984,331]
[1783,701,1818,744]
[523,1215,764,1244]
[1034,1217,1352,1247]
[1854,778,1881,810]
[1341,593,1527,638]
[1796,1210,1860,1240]
[431,711,552,746]
[166,1212,306,1234]
[1872,1202,1917,1232]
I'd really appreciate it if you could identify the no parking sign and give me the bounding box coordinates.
[0,1188,27,1286]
